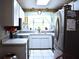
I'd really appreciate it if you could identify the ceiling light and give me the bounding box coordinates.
[37,0,50,5]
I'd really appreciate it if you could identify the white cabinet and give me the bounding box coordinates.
[14,0,24,26]
[29,34,52,49]
[41,38,51,48]
[14,0,20,26]
[0,0,24,26]
[0,0,14,26]
[29,37,41,48]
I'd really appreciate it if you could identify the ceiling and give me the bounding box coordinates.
[17,0,72,9]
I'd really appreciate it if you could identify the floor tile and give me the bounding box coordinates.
[34,56,44,59]
[44,56,54,59]
[29,56,34,59]
[29,50,54,59]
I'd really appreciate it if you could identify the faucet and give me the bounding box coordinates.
[37,27,41,33]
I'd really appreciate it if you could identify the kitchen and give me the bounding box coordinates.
[0,0,79,59]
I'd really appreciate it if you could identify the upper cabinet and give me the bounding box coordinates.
[0,0,14,26]
[0,0,24,26]
[14,0,24,26]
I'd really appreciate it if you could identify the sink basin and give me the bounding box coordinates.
[11,34,28,39]
[16,35,28,38]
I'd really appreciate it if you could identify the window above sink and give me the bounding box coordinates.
[21,12,56,32]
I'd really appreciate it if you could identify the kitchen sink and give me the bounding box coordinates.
[11,34,28,38]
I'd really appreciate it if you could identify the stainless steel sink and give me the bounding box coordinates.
[13,35,28,38]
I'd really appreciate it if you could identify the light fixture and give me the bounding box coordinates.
[38,11,42,15]
[36,0,50,5]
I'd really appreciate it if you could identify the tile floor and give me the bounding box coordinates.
[29,50,54,59]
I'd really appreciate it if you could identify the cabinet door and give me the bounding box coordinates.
[29,34,52,49]
[3,45,26,59]
[14,0,24,26]
[40,38,48,48]
[29,35,41,48]
[14,0,20,26]
[0,0,24,26]
[40,35,52,48]
[0,0,14,26]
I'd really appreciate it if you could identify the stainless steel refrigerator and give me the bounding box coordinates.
[54,5,79,59]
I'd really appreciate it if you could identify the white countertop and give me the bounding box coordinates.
[17,32,55,36]
[2,38,28,44]
[16,33,32,36]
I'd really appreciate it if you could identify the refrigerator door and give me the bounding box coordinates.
[54,10,64,59]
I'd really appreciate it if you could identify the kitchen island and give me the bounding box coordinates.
[2,38,29,59]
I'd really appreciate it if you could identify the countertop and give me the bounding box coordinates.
[2,38,28,45]
[16,32,55,36]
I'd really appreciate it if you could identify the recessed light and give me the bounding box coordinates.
[36,0,50,5]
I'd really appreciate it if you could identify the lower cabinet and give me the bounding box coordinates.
[29,34,52,49]
[3,44,27,59]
